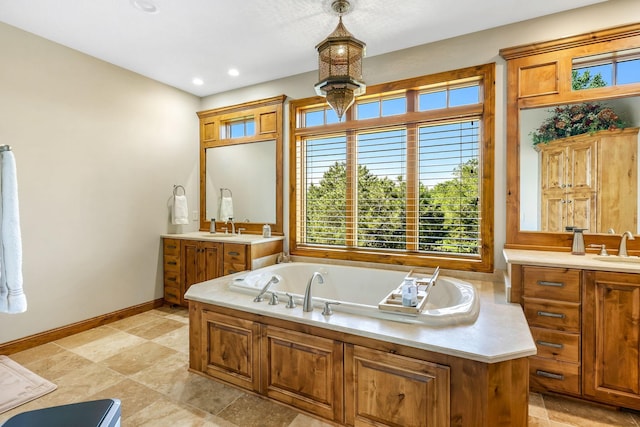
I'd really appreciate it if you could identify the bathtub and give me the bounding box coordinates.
[229,262,479,326]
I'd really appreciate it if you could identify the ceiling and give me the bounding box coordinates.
[0,0,605,97]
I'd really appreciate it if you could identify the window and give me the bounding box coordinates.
[572,48,640,90]
[223,117,255,138]
[290,64,495,272]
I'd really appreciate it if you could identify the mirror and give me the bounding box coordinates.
[205,140,277,224]
[519,97,640,233]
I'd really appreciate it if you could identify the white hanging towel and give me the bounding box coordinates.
[219,196,234,221]
[171,195,189,225]
[0,150,26,313]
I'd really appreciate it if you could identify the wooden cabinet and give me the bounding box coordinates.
[262,326,343,421]
[520,266,582,396]
[200,308,260,391]
[182,240,221,306]
[345,344,449,427]
[162,238,182,305]
[538,128,638,233]
[583,271,640,410]
[162,236,283,306]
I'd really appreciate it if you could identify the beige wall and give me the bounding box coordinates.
[201,0,640,272]
[0,22,200,343]
[1,0,638,344]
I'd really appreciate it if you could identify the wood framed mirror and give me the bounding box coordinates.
[501,23,640,252]
[197,95,286,235]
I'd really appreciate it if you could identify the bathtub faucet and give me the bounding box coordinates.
[303,272,324,312]
[253,275,280,302]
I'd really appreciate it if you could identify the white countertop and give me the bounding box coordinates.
[162,231,284,245]
[185,269,536,364]
[503,248,640,273]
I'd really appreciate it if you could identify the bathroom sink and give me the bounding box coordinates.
[200,232,240,238]
[593,255,640,264]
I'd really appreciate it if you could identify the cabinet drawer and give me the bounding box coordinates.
[529,357,580,395]
[224,263,246,276]
[163,238,181,257]
[523,297,580,332]
[164,270,180,286]
[523,266,581,302]
[530,327,580,363]
[164,284,181,305]
[164,255,180,272]
[224,243,247,263]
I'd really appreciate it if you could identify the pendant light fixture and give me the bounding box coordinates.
[314,0,366,120]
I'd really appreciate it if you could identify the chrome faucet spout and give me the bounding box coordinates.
[618,231,635,257]
[253,275,280,302]
[303,272,324,312]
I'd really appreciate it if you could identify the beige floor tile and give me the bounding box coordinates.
[130,351,189,392]
[152,324,190,353]
[528,415,551,426]
[124,316,186,340]
[288,413,336,427]
[54,325,120,349]
[162,371,245,415]
[8,342,66,365]
[87,378,164,421]
[529,392,548,419]
[100,341,179,375]
[217,394,299,427]
[52,363,126,399]
[69,330,146,362]
[126,398,213,427]
[108,311,164,332]
[23,348,94,381]
[544,394,637,426]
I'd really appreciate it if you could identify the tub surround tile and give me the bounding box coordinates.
[185,269,536,364]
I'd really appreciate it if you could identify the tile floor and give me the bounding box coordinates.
[1,306,639,426]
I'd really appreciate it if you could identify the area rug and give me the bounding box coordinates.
[0,355,57,414]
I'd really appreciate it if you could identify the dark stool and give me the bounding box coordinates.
[2,399,121,427]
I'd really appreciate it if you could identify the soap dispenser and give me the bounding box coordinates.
[567,226,586,255]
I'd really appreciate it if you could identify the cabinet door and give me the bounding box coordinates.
[567,140,597,191]
[566,190,596,232]
[201,309,260,391]
[584,271,640,409]
[540,190,566,232]
[200,241,221,281]
[182,240,200,304]
[540,146,566,191]
[345,345,450,427]
[262,326,343,422]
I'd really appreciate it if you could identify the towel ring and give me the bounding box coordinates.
[173,185,186,196]
[220,188,233,197]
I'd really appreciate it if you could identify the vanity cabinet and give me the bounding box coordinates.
[521,266,582,396]
[537,128,638,233]
[162,236,283,307]
[583,271,640,409]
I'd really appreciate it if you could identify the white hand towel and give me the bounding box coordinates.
[0,151,26,313]
[219,196,234,221]
[171,195,189,225]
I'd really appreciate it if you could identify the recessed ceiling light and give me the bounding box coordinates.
[228,68,240,77]
[130,0,158,14]
[192,78,204,86]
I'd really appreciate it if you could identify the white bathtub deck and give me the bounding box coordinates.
[185,269,536,364]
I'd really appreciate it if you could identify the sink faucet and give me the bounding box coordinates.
[225,217,236,234]
[303,272,324,312]
[253,275,280,302]
[618,231,635,257]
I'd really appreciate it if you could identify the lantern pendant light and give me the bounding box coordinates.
[314,0,366,120]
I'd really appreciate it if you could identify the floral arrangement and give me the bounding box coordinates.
[531,103,625,146]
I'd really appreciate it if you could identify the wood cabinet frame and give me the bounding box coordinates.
[501,23,640,252]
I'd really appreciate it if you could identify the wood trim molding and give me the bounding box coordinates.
[499,23,640,60]
[0,299,164,355]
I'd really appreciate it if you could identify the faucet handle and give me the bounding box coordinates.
[237,227,246,235]
[322,301,341,316]
[268,292,279,305]
[285,293,296,309]
[589,243,608,256]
